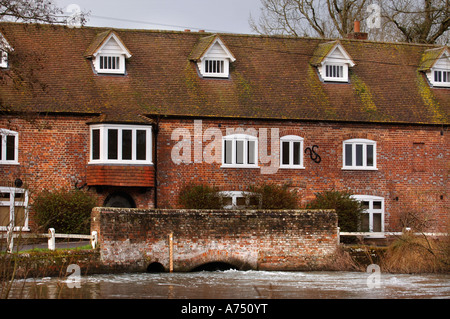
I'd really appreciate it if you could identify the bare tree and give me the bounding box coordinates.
[250,0,449,44]
[0,0,87,25]
[249,0,370,38]
[381,0,449,44]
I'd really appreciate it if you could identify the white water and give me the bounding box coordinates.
[8,270,450,299]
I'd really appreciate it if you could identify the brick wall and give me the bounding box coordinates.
[91,207,338,272]
[1,115,448,233]
[156,118,448,233]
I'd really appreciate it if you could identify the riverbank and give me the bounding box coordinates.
[1,242,448,283]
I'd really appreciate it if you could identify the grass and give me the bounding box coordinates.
[18,244,93,254]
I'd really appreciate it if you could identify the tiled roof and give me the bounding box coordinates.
[0,22,448,125]
[418,47,449,71]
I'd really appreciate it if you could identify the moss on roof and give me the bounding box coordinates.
[0,22,448,126]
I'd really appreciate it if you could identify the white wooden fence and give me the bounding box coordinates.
[2,228,98,253]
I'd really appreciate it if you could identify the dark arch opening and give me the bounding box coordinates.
[104,192,136,208]
[191,262,239,272]
[146,262,165,273]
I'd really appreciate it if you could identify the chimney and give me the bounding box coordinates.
[346,20,368,40]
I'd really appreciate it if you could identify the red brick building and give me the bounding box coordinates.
[0,23,448,235]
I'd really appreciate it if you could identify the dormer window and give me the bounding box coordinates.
[189,35,236,79]
[0,50,7,68]
[203,59,227,76]
[325,64,345,80]
[0,33,12,69]
[310,40,355,83]
[84,30,132,75]
[96,54,125,74]
[419,47,450,88]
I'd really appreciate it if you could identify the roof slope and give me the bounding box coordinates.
[0,22,448,125]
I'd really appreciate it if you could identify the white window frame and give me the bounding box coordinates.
[220,191,261,209]
[0,129,19,165]
[93,54,126,75]
[201,58,230,78]
[322,63,348,82]
[431,68,450,87]
[342,139,377,170]
[0,50,7,68]
[221,134,258,168]
[0,187,29,231]
[352,195,385,238]
[280,135,305,169]
[89,124,152,165]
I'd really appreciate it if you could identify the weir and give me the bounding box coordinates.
[91,208,339,272]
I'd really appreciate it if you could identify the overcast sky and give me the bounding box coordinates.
[56,0,262,34]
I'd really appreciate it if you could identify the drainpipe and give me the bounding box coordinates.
[153,117,160,208]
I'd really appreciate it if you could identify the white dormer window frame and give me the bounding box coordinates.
[426,49,450,88]
[0,50,7,68]
[431,68,450,87]
[0,33,12,69]
[201,58,230,78]
[90,32,131,75]
[318,43,355,83]
[197,37,236,79]
[94,54,126,74]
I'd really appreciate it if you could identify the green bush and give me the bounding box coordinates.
[246,183,298,209]
[33,188,97,234]
[178,184,223,209]
[306,190,363,232]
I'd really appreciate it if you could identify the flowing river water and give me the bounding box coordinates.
[7,270,450,299]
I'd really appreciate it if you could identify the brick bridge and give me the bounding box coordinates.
[91,208,339,272]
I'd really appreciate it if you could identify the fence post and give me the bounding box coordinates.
[337,227,340,244]
[169,232,173,273]
[48,228,55,250]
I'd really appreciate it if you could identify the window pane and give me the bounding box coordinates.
[108,129,118,160]
[345,144,352,166]
[356,144,363,166]
[248,140,255,164]
[6,135,15,161]
[0,206,10,227]
[367,144,374,166]
[222,196,232,207]
[14,206,26,227]
[136,130,147,160]
[373,213,382,232]
[236,196,246,206]
[293,141,301,165]
[361,213,370,232]
[282,141,290,165]
[236,140,244,164]
[92,129,100,160]
[224,140,232,164]
[122,130,132,160]
[362,201,370,210]
[373,201,382,210]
